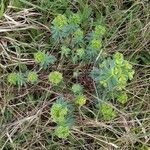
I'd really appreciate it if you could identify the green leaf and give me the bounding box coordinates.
[16,73,25,86]
[0,0,5,18]
[80,4,92,22]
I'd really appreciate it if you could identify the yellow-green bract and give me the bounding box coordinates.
[48,71,63,85]
[75,94,87,107]
[50,102,68,124]
[7,73,17,85]
[94,25,106,37]
[91,39,102,50]
[55,125,70,138]
[34,51,45,63]
[27,71,38,84]
[99,103,116,121]
[52,14,68,30]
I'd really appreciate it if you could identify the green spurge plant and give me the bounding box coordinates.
[7,72,25,86]
[50,99,68,124]
[67,13,81,34]
[50,97,74,138]
[51,12,106,64]
[51,14,68,41]
[34,51,56,69]
[71,83,87,107]
[51,12,81,42]
[91,52,134,91]
[73,28,84,45]
[86,25,106,58]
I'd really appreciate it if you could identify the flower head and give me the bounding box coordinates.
[52,14,68,29]
[27,71,38,84]
[75,94,87,106]
[48,71,63,85]
[7,73,17,85]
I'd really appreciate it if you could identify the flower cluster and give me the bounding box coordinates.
[51,13,106,63]
[91,52,134,91]
[50,97,74,138]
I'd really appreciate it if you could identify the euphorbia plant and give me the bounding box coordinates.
[91,52,135,91]
[51,13,106,64]
[91,52,135,105]
[7,72,25,86]
[34,51,56,69]
[50,97,74,138]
